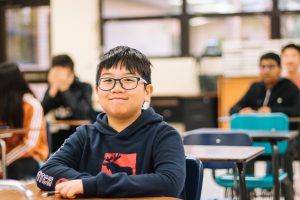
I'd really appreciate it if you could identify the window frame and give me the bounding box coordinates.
[100,0,300,57]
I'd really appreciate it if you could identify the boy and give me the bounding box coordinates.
[230,52,300,185]
[230,52,300,116]
[36,46,186,198]
[281,43,300,88]
[42,54,95,152]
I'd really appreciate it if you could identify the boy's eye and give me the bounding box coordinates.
[123,78,135,82]
[103,78,114,83]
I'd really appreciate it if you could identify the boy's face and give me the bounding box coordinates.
[259,59,281,87]
[281,48,300,73]
[96,64,153,120]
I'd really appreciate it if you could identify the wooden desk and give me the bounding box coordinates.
[0,183,180,200]
[49,120,91,134]
[49,120,91,127]
[185,128,298,200]
[0,128,39,179]
[0,127,35,135]
[184,145,264,200]
[0,128,31,179]
[289,117,300,123]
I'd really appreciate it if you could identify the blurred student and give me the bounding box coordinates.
[42,54,95,152]
[36,46,185,199]
[281,43,300,88]
[230,52,300,116]
[282,43,300,168]
[0,62,48,180]
[230,52,300,185]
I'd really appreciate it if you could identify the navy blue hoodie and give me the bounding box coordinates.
[36,108,186,198]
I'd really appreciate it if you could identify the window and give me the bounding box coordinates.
[279,0,300,11]
[103,0,181,18]
[187,0,272,14]
[104,19,180,56]
[281,14,300,38]
[101,0,300,57]
[189,15,270,55]
[6,6,50,71]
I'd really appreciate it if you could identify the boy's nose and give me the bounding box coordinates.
[111,81,124,92]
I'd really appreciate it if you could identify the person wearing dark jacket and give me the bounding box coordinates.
[42,54,95,152]
[230,52,300,116]
[230,52,300,188]
[36,46,186,198]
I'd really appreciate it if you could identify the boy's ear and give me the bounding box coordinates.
[144,84,153,103]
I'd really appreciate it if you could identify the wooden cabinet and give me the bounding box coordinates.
[217,76,259,127]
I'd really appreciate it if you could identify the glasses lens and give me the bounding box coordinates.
[260,65,277,70]
[99,78,114,90]
[121,77,138,90]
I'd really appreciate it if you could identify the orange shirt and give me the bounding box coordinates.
[4,94,49,165]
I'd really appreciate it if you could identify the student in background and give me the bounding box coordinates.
[230,52,300,186]
[42,54,95,152]
[281,43,300,171]
[281,43,300,89]
[230,52,300,116]
[0,62,48,180]
[36,46,185,198]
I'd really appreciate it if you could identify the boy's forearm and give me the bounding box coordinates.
[36,165,92,191]
[82,171,183,198]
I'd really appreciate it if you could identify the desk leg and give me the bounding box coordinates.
[0,139,6,179]
[237,162,247,200]
[271,143,279,200]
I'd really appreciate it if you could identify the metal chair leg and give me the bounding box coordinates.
[282,178,294,200]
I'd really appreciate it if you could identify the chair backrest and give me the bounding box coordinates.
[230,113,289,155]
[46,122,52,157]
[183,132,252,169]
[181,157,204,200]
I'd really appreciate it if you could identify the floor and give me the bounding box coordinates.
[201,161,300,199]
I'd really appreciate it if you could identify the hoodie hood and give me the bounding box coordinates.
[94,107,163,139]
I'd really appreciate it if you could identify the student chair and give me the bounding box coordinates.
[181,157,204,200]
[183,131,294,199]
[230,113,293,199]
[183,132,251,198]
[230,113,289,155]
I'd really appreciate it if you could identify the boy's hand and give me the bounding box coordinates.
[55,179,84,199]
[239,107,256,114]
[257,106,271,113]
[47,68,60,97]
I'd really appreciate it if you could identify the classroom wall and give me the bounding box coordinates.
[51,0,100,87]
[151,57,200,96]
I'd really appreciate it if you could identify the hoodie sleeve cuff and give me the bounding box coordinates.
[82,176,99,197]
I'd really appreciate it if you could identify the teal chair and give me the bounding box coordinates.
[224,113,293,199]
[230,113,289,156]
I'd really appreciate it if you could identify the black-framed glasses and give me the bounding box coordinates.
[98,76,148,91]
[259,64,278,70]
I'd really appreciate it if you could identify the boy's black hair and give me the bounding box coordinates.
[259,52,281,67]
[96,46,152,87]
[51,54,74,71]
[0,62,33,128]
[281,43,300,54]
